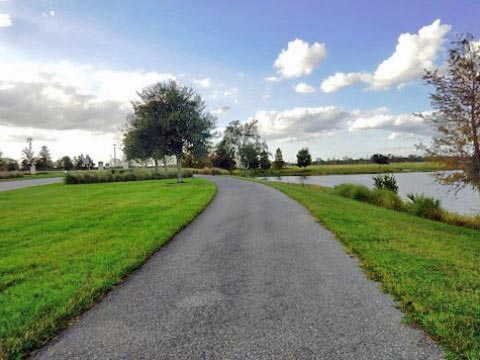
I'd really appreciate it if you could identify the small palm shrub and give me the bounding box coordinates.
[373,174,398,193]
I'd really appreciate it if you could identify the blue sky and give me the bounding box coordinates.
[0,0,478,162]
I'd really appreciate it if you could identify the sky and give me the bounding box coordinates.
[0,0,479,163]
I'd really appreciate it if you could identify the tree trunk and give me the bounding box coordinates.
[176,154,183,183]
[154,157,159,172]
[163,156,168,173]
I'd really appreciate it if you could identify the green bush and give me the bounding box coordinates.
[0,172,24,180]
[333,184,404,210]
[65,170,192,184]
[189,167,230,175]
[373,173,399,193]
[406,193,444,220]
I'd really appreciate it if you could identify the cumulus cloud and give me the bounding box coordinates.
[0,13,12,27]
[321,72,372,93]
[348,107,433,137]
[0,57,175,132]
[193,78,211,88]
[269,39,327,80]
[254,106,350,142]
[249,105,431,142]
[293,82,315,93]
[321,19,451,92]
[213,106,231,114]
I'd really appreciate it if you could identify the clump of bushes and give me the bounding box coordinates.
[0,172,24,180]
[65,170,193,184]
[333,184,404,210]
[373,174,398,193]
[189,167,230,175]
[405,193,443,220]
[333,183,480,230]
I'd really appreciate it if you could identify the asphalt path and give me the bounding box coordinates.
[0,177,63,191]
[35,176,443,359]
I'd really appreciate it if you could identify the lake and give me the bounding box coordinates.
[261,172,479,215]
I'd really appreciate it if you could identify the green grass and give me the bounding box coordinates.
[234,161,447,177]
[257,180,479,359]
[0,178,216,358]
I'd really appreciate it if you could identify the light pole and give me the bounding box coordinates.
[113,144,117,169]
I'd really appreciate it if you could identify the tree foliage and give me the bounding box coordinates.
[259,150,271,170]
[371,153,390,165]
[273,148,285,169]
[57,156,74,170]
[123,81,215,182]
[211,139,236,171]
[296,148,312,168]
[417,34,480,190]
[35,145,53,170]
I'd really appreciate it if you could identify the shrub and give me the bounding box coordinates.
[373,174,398,193]
[371,189,405,210]
[0,172,24,180]
[65,170,192,185]
[406,193,444,220]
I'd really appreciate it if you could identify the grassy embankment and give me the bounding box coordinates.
[257,180,479,359]
[0,171,66,182]
[0,178,216,358]
[235,161,447,176]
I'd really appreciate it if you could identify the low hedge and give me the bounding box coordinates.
[189,167,230,176]
[65,170,193,184]
[0,172,24,180]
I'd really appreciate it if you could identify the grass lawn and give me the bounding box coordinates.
[236,161,447,177]
[0,178,215,358]
[258,180,479,359]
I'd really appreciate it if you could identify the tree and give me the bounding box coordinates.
[35,145,53,170]
[125,81,215,182]
[417,34,480,190]
[22,137,34,170]
[211,139,236,171]
[57,156,74,170]
[239,144,260,169]
[222,119,267,167]
[371,153,390,165]
[296,148,312,168]
[273,148,285,169]
[259,150,271,170]
[74,154,94,170]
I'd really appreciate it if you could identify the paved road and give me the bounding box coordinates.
[0,177,63,191]
[35,176,443,359]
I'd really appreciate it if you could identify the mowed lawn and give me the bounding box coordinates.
[0,178,215,358]
[260,181,479,360]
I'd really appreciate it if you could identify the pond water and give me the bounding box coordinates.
[261,172,479,215]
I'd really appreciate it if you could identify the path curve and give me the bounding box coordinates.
[0,177,63,191]
[35,176,443,359]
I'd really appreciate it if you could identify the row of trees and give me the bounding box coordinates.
[0,148,95,171]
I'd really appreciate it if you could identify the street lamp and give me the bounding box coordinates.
[113,144,117,169]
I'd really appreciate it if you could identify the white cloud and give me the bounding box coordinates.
[193,78,211,88]
[293,82,315,93]
[321,72,372,93]
[42,10,56,17]
[270,39,327,80]
[321,19,451,92]
[348,107,433,137]
[254,106,350,142]
[0,56,176,132]
[0,13,12,27]
[213,106,231,114]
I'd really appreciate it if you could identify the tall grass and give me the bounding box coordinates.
[333,183,480,230]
